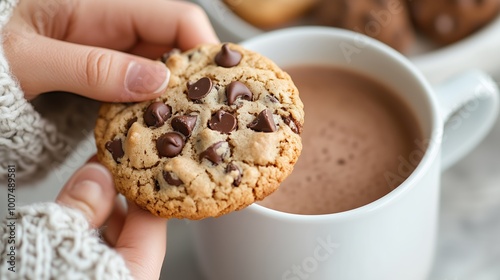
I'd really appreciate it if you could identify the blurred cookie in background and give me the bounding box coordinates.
[409,0,500,45]
[223,0,319,29]
[314,0,415,53]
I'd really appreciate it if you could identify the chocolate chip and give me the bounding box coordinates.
[105,139,124,162]
[187,77,213,100]
[283,116,301,134]
[363,14,376,26]
[156,132,185,158]
[454,0,478,6]
[215,43,242,68]
[171,115,197,137]
[125,117,138,132]
[144,102,171,127]
[248,109,277,132]
[208,110,237,134]
[434,14,456,35]
[163,171,183,186]
[226,81,253,105]
[199,141,226,165]
[226,162,242,186]
[374,0,388,6]
[341,0,352,11]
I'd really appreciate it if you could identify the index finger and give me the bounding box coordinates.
[67,0,219,51]
[129,0,220,50]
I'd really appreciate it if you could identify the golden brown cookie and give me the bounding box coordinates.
[409,0,500,45]
[95,43,304,220]
[223,0,319,29]
[314,0,415,53]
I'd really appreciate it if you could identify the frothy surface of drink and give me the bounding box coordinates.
[258,66,423,214]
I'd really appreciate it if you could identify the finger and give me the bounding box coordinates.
[85,155,127,247]
[101,196,127,247]
[129,0,220,49]
[115,202,167,280]
[66,0,219,51]
[56,163,117,228]
[87,154,99,163]
[15,34,170,102]
[127,42,171,60]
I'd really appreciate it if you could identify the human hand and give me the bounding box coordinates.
[3,0,218,101]
[56,157,166,280]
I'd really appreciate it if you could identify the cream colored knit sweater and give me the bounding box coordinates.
[0,203,133,279]
[0,0,101,180]
[0,1,133,279]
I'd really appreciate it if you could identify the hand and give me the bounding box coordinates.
[56,157,166,280]
[3,0,219,101]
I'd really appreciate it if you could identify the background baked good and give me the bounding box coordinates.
[223,0,319,29]
[218,0,500,53]
[315,0,415,53]
[408,0,500,45]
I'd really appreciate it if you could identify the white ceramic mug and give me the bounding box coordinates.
[190,27,500,280]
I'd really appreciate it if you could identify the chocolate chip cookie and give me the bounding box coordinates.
[223,0,319,29]
[95,43,304,220]
[409,0,500,45]
[315,0,415,53]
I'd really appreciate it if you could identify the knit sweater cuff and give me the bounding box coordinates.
[0,203,133,279]
[0,0,83,180]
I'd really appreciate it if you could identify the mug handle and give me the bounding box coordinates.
[434,70,499,170]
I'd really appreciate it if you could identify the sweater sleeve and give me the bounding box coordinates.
[0,4,133,279]
[0,0,100,180]
[0,203,133,279]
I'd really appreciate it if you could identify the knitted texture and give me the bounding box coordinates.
[0,0,78,179]
[0,203,133,280]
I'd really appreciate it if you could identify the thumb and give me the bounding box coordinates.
[19,35,170,102]
[56,163,117,227]
[115,202,167,280]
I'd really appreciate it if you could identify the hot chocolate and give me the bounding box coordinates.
[258,66,423,214]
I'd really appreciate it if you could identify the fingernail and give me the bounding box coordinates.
[61,163,109,221]
[125,61,170,94]
[69,180,102,205]
[55,163,115,224]
[68,164,108,200]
